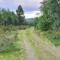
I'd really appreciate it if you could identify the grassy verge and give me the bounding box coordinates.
[39,30,60,46]
[0,26,25,60]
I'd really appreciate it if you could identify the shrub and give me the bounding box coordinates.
[36,15,54,31]
[35,0,60,31]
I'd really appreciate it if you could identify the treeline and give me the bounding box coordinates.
[0,9,17,25]
[0,5,25,26]
[35,0,60,31]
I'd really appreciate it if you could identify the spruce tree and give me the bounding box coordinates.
[16,5,25,25]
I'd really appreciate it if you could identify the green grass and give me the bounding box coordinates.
[0,27,25,60]
[41,31,60,46]
[0,27,60,60]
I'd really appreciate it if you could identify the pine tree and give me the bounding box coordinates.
[16,5,25,25]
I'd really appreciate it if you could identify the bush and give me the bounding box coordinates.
[35,0,60,31]
[36,15,54,31]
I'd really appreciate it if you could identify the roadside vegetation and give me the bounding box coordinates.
[35,0,60,47]
[0,28,25,60]
[0,5,27,60]
[42,31,60,46]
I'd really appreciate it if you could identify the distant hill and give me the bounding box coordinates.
[25,18,36,25]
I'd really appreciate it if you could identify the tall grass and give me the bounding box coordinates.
[0,26,21,52]
[41,30,60,46]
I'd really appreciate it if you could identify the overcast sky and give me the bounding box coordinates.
[0,0,43,18]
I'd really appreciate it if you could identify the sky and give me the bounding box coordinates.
[0,0,43,18]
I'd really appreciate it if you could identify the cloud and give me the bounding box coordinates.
[25,11,42,18]
[0,0,43,18]
[14,0,43,9]
[0,0,43,12]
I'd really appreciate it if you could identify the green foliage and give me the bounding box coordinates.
[0,7,25,26]
[0,9,19,26]
[36,0,60,31]
[16,5,24,15]
[44,31,60,46]
[36,15,54,31]
[16,5,25,25]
